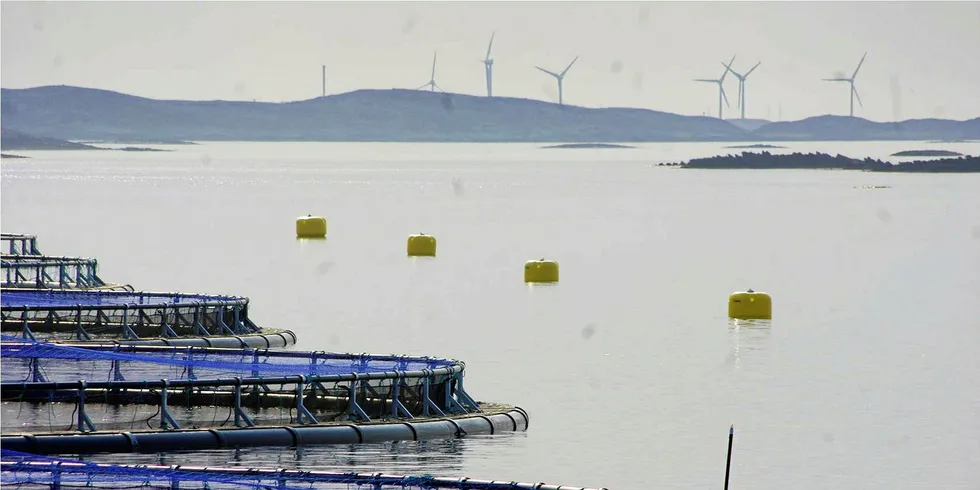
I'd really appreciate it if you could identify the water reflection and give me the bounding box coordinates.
[727,319,772,369]
[72,436,524,476]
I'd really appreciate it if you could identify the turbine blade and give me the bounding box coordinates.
[431,52,437,79]
[721,86,730,107]
[823,78,848,82]
[417,83,430,90]
[852,52,867,79]
[486,32,495,59]
[852,85,863,107]
[560,56,579,77]
[694,78,717,83]
[536,66,559,77]
[721,61,741,78]
[720,55,736,80]
[745,62,761,77]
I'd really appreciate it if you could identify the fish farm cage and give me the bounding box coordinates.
[1,254,130,290]
[0,339,528,454]
[0,450,606,490]
[1,290,268,341]
[1,233,41,256]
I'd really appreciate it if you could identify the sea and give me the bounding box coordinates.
[2,141,979,490]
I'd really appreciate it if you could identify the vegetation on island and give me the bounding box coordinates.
[890,149,963,157]
[662,151,980,173]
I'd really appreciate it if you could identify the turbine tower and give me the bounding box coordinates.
[535,56,578,106]
[694,55,735,119]
[321,65,326,97]
[417,52,442,92]
[823,52,867,117]
[722,60,761,119]
[480,33,495,97]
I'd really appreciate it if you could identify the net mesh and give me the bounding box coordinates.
[1,290,242,308]
[2,449,594,489]
[1,336,455,381]
[1,337,468,432]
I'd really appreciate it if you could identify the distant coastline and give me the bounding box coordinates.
[662,151,980,173]
[724,143,787,149]
[1,128,172,152]
[541,143,635,149]
[2,85,978,144]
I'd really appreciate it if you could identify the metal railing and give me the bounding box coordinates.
[0,234,41,256]
[2,255,106,289]
[1,290,261,340]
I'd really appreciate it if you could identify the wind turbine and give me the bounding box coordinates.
[535,56,578,106]
[823,52,867,117]
[722,60,761,119]
[480,33,495,97]
[695,55,735,119]
[417,51,442,92]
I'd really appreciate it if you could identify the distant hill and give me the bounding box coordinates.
[726,118,772,132]
[752,115,980,142]
[0,128,99,150]
[2,85,978,143]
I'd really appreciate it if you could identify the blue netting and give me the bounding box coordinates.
[1,290,242,308]
[1,450,596,489]
[0,336,456,383]
[0,450,482,489]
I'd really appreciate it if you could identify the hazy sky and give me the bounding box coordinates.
[3,1,980,122]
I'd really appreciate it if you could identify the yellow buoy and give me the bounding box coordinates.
[296,215,327,238]
[728,289,772,320]
[407,233,437,257]
[524,259,559,283]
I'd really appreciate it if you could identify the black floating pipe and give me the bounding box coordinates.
[0,410,528,455]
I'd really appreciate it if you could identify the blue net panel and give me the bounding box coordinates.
[1,290,243,308]
[1,338,457,382]
[1,338,478,431]
[0,450,606,490]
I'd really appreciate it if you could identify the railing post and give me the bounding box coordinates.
[159,379,180,430]
[233,377,255,427]
[76,380,97,432]
[295,375,319,424]
[75,304,91,341]
[421,373,445,417]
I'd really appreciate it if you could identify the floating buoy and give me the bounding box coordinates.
[296,215,327,238]
[728,289,772,320]
[407,234,437,257]
[524,259,559,283]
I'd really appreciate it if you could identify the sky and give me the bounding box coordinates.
[2,1,980,122]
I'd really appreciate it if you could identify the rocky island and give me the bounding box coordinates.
[662,151,980,173]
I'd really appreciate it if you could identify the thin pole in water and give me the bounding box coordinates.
[724,425,735,490]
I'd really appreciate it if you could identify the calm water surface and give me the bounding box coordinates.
[2,141,979,490]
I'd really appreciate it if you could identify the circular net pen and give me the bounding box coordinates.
[1,290,268,342]
[2,254,132,291]
[1,233,41,256]
[0,451,605,490]
[0,340,527,454]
